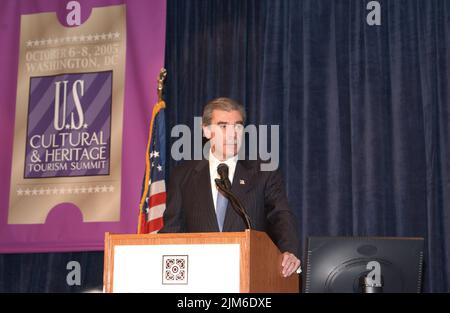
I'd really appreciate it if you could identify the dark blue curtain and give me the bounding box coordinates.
[1,0,449,293]
[164,0,450,292]
[0,252,103,292]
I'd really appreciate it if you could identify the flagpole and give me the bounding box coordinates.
[157,68,167,102]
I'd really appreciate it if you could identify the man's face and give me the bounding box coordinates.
[203,109,244,160]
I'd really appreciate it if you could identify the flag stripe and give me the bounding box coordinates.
[149,192,166,208]
[147,217,164,233]
[147,204,166,220]
[150,180,166,195]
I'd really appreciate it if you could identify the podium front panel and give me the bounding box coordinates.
[112,243,240,293]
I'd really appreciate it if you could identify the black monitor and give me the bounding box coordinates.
[303,237,424,293]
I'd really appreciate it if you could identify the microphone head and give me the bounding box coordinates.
[217,163,229,179]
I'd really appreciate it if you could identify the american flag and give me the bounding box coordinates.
[138,100,166,234]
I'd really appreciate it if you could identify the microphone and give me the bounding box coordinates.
[215,163,251,229]
[217,163,232,190]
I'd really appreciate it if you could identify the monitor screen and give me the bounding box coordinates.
[303,237,424,293]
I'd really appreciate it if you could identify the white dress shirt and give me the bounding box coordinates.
[208,150,238,212]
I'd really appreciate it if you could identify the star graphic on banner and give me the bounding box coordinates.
[74,188,80,194]
[33,40,39,46]
[108,185,114,192]
[114,32,120,39]
[26,41,33,47]
[79,35,85,42]
[88,187,93,193]
[52,188,59,195]
[94,186,101,193]
[24,189,31,196]
[101,185,108,192]
[32,189,38,196]
[39,188,45,195]
[46,38,52,45]
[46,188,51,195]
[101,33,107,40]
[153,151,160,158]
[87,34,93,41]
[151,162,155,167]
[81,186,87,193]
[94,34,100,41]
[67,188,73,194]
[17,188,24,196]
[157,165,163,172]
[72,35,78,42]
[107,32,113,39]
[150,151,154,158]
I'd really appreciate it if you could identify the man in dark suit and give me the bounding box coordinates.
[159,97,301,277]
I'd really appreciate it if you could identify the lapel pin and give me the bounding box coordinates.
[240,179,245,185]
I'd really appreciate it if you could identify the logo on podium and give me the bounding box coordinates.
[162,255,188,285]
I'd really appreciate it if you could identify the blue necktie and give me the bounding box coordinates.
[216,190,228,231]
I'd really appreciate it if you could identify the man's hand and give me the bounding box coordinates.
[281,252,301,277]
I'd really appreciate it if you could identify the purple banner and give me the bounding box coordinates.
[0,0,166,253]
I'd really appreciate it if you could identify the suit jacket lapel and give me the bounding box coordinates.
[193,160,220,231]
[222,160,255,231]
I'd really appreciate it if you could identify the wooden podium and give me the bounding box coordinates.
[103,230,299,293]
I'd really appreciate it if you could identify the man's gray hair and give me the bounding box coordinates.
[202,97,246,126]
